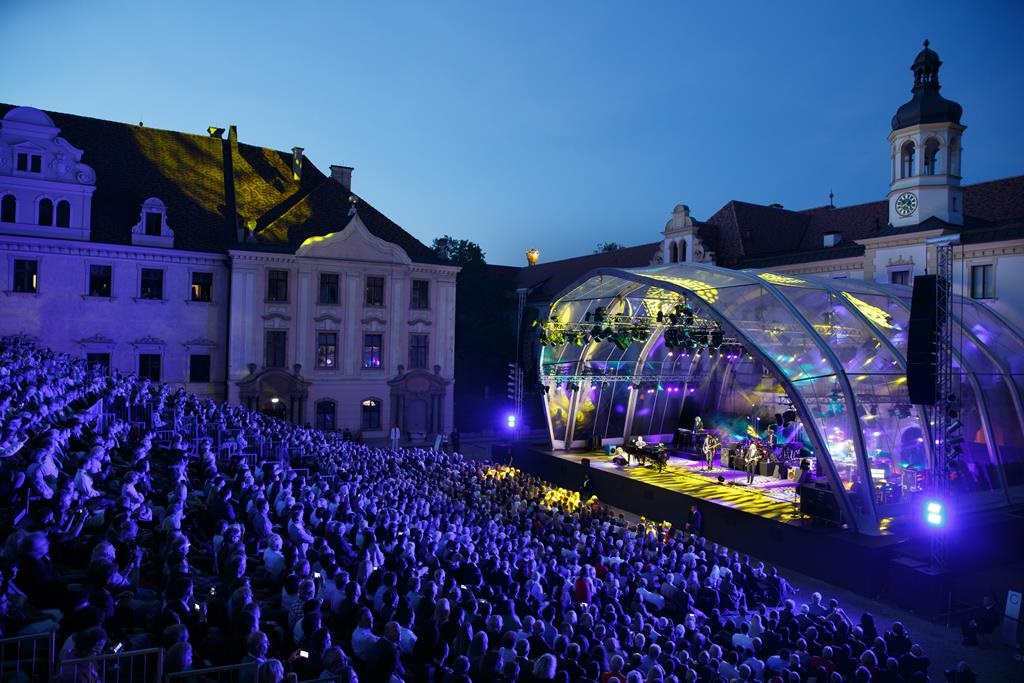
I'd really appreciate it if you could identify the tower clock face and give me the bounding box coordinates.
[895,192,918,217]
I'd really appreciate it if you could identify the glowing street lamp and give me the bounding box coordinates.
[526,248,540,266]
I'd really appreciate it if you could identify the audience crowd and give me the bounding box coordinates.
[0,337,961,682]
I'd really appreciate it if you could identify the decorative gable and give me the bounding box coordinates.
[295,209,411,264]
[131,197,175,248]
[0,106,96,241]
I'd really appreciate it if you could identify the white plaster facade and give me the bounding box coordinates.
[0,234,229,399]
[0,105,460,432]
[227,212,459,436]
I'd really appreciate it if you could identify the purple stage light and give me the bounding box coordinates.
[924,500,945,527]
[506,414,516,429]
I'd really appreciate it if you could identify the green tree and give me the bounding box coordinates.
[595,241,624,253]
[432,236,516,431]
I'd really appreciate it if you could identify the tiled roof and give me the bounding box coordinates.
[501,242,659,303]
[703,176,1024,268]
[253,176,443,263]
[0,103,439,262]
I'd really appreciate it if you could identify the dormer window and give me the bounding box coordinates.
[144,211,162,236]
[16,152,42,174]
[131,197,174,248]
[823,232,842,247]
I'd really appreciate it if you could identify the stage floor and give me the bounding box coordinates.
[552,449,803,524]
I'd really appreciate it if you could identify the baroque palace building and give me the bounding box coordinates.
[0,104,458,438]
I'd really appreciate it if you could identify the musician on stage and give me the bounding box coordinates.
[745,440,759,484]
[693,415,703,433]
[703,432,718,471]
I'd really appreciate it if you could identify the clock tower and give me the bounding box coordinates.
[887,41,965,229]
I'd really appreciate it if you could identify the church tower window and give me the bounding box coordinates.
[923,137,941,175]
[900,141,916,178]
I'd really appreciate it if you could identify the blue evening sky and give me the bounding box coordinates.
[3,1,1022,266]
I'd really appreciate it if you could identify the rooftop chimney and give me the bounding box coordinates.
[291,147,304,181]
[330,165,353,190]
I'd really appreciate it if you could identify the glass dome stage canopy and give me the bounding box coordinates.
[538,263,1024,535]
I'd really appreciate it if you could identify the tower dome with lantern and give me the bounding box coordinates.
[887,40,966,229]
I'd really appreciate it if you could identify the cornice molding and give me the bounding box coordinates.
[0,235,226,265]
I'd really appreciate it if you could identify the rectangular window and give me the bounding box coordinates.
[138,353,161,382]
[411,279,430,309]
[16,153,41,173]
[267,269,289,302]
[189,354,211,383]
[140,268,163,299]
[889,270,910,286]
[318,273,339,305]
[409,333,429,369]
[144,212,162,236]
[265,330,287,368]
[317,332,338,369]
[970,264,994,300]
[365,276,384,307]
[191,272,213,302]
[12,259,38,293]
[89,265,112,297]
[86,353,110,374]
[362,333,383,369]
[361,399,381,430]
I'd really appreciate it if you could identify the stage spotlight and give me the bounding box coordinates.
[656,311,664,323]
[594,307,606,323]
[946,419,962,434]
[506,414,517,429]
[924,500,945,527]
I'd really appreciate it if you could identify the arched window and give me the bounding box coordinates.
[923,138,941,175]
[315,399,336,431]
[360,398,381,430]
[669,242,678,263]
[900,141,916,179]
[38,198,54,226]
[949,137,961,177]
[0,195,14,223]
[679,241,687,262]
[55,200,71,227]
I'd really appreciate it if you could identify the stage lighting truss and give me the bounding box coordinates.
[536,305,742,355]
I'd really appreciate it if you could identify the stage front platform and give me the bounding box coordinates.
[507,443,905,597]
[504,442,1024,605]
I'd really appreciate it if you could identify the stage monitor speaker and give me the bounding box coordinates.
[907,274,938,405]
[581,458,591,468]
[799,484,842,524]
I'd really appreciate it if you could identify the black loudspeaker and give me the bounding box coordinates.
[581,458,591,468]
[907,275,938,405]
[886,557,950,617]
[799,484,842,524]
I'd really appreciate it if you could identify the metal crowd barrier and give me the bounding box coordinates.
[0,631,55,682]
[59,647,163,683]
[165,660,258,682]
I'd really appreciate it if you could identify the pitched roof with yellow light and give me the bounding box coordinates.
[0,103,442,263]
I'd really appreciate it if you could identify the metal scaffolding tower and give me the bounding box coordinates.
[930,236,959,569]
